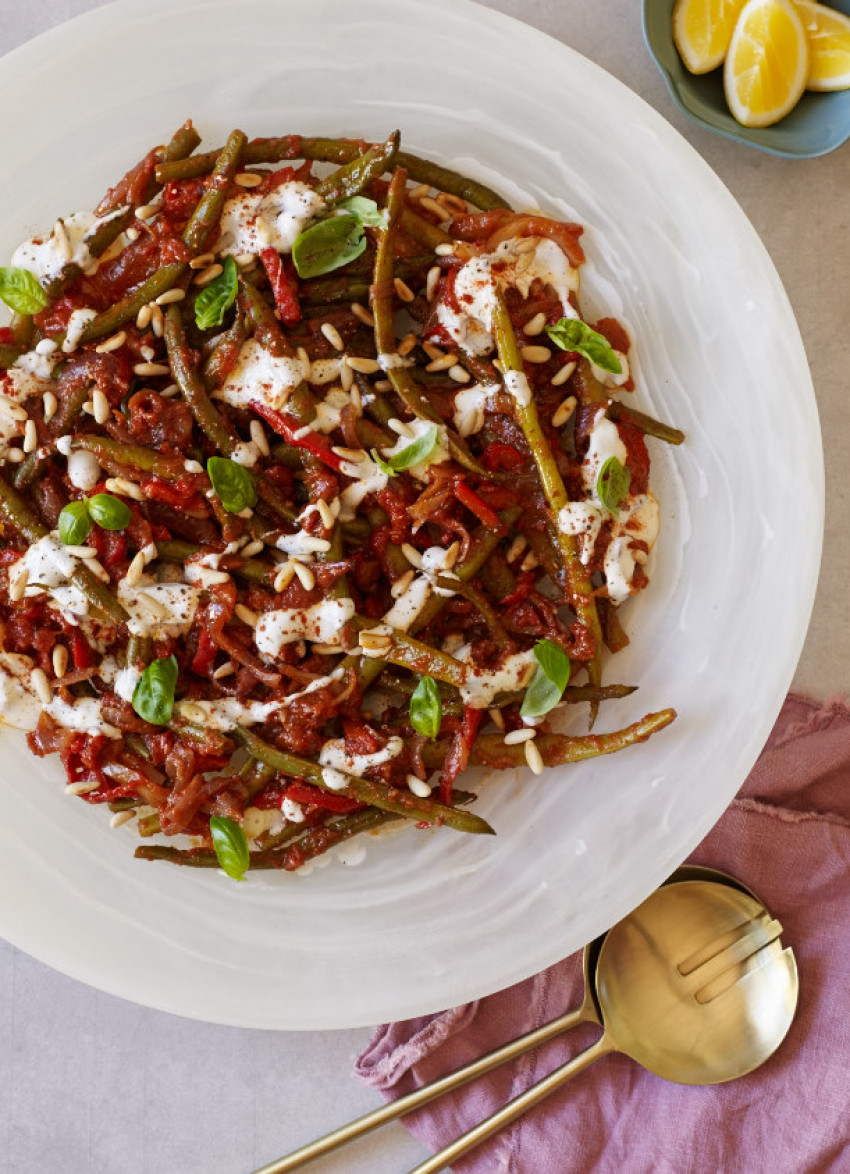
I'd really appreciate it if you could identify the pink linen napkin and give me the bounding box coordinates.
[355,693,850,1173]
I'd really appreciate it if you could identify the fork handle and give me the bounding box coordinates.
[251,1005,592,1173]
[408,1034,616,1174]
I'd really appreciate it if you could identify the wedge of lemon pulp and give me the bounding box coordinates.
[673,0,749,72]
[796,0,850,89]
[723,0,809,126]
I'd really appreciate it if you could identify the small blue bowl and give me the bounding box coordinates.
[643,0,850,157]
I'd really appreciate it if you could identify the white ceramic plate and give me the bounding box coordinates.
[0,0,821,1029]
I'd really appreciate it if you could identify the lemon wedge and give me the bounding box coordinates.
[724,0,809,126]
[672,0,749,72]
[796,0,850,90]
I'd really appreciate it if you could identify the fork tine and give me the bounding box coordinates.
[685,918,784,1002]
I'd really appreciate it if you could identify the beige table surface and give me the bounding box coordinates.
[0,1,845,1171]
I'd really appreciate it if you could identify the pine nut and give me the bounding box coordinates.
[321,322,344,351]
[52,644,69,678]
[551,361,577,387]
[426,353,458,373]
[525,739,545,775]
[155,288,186,306]
[95,331,127,354]
[504,728,536,745]
[345,356,381,374]
[393,277,415,303]
[523,313,547,336]
[291,561,315,591]
[23,420,38,453]
[273,563,296,593]
[31,667,52,704]
[350,303,374,327]
[551,396,577,428]
[133,362,170,377]
[520,345,552,364]
[42,391,58,422]
[194,263,223,286]
[92,389,111,424]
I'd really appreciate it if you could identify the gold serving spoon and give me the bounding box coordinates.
[253,869,797,1174]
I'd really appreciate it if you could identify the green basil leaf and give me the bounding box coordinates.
[410,675,442,739]
[384,425,440,472]
[545,317,622,374]
[597,456,632,518]
[369,448,397,478]
[520,639,571,719]
[57,500,93,546]
[132,655,179,726]
[206,456,258,513]
[335,196,386,228]
[209,815,250,881]
[292,214,366,279]
[0,267,49,315]
[194,255,238,330]
[87,493,132,531]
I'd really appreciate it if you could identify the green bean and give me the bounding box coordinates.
[134,807,403,870]
[372,167,490,478]
[241,758,276,802]
[163,303,237,454]
[489,682,638,709]
[598,596,630,654]
[156,136,511,210]
[492,293,604,719]
[608,401,685,446]
[98,119,203,214]
[156,539,270,584]
[434,574,511,649]
[315,131,400,205]
[0,344,23,369]
[202,313,247,387]
[358,625,469,688]
[74,436,185,480]
[473,709,676,767]
[351,506,522,694]
[11,451,45,491]
[240,274,294,357]
[10,313,33,350]
[45,208,135,299]
[182,128,247,255]
[299,255,433,307]
[124,635,152,669]
[400,207,452,250]
[232,726,495,836]
[77,262,188,345]
[0,473,129,624]
[155,135,307,183]
[421,708,676,770]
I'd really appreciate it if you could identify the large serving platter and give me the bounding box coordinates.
[0,0,822,1028]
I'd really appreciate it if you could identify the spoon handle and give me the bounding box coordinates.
[251,1005,591,1174]
[407,1034,616,1174]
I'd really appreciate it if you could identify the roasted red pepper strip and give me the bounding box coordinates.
[455,481,505,532]
[249,400,344,472]
[191,628,217,676]
[285,782,363,814]
[439,705,483,805]
[482,441,524,472]
[260,247,301,327]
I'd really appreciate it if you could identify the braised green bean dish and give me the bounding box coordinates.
[0,123,679,878]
